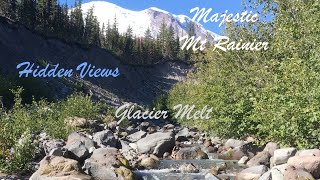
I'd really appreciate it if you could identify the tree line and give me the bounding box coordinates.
[0,0,195,64]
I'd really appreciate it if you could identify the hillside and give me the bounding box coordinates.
[0,16,191,106]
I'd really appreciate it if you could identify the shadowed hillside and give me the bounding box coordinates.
[0,16,191,106]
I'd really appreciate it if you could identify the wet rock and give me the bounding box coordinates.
[126,130,147,142]
[283,165,314,180]
[43,139,65,155]
[84,147,134,180]
[205,173,220,180]
[175,146,208,160]
[296,149,320,156]
[179,163,199,173]
[247,151,271,167]
[271,148,296,166]
[93,130,119,148]
[135,131,175,157]
[238,156,249,165]
[263,142,279,156]
[225,139,246,148]
[237,165,268,180]
[64,116,88,128]
[139,155,159,169]
[287,155,320,178]
[30,156,92,180]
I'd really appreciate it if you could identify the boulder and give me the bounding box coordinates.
[43,139,65,155]
[179,163,199,173]
[30,156,92,180]
[126,130,146,143]
[218,146,247,160]
[272,148,296,166]
[283,165,315,180]
[175,146,208,160]
[64,140,89,161]
[238,156,249,165]
[247,151,271,167]
[93,130,119,148]
[135,131,175,157]
[287,155,320,178]
[66,132,95,150]
[139,155,159,169]
[175,127,190,142]
[237,165,269,180]
[296,149,320,156]
[258,171,271,180]
[84,147,134,180]
[263,142,279,156]
[225,139,246,148]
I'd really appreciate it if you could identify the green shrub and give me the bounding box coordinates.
[165,0,320,149]
[0,88,103,173]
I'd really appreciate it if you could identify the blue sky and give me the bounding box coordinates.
[60,0,246,33]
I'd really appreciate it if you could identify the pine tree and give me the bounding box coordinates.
[17,0,37,29]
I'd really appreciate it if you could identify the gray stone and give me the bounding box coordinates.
[175,146,208,160]
[93,130,119,148]
[30,156,92,180]
[288,155,320,178]
[49,147,68,157]
[65,140,89,161]
[272,148,296,166]
[237,165,269,180]
[43,139,65,155]
[225,139,246,148]
[238,156,249,164]
[263,142,279,156]
[247,151,271,167]
[135,131,175,157]
[66,132,95,150]
[175,127,190,142]
[296,149,320,156]
[127,130,146,142]
[258,171,271,180]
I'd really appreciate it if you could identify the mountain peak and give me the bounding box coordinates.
[81,1,218,39]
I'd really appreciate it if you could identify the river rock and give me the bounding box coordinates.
[139,155,159,169]
[64,140,89,161]
[127,130,147,142]
[175,146,208,160]
[43,139,65,155]
[93,130,119,148]
[287,155,320,178]
[225,139,246,148]
[83,147,134,180]
[237,165,268,180]
[179,163,199,173]
[175,127,190,142]
[296,149,320,156]
[247,151,271,167]
[135,131,175,157]
[258,171,271,180]
[218,146,247,160]
[271,147,296,166]
[30,156,92,180]
[283,165,315,180]
[238,156,249,164]
[66,132,95,150]
[263,142,279,156]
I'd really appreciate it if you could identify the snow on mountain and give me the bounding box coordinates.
[80,1,219,40]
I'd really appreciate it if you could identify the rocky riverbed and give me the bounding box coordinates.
[1,117,320,180]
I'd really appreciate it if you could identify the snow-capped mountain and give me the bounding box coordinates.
[80,1,218,40]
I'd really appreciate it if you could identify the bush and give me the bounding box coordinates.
[0,88,103,173]
[165,0,320,149]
